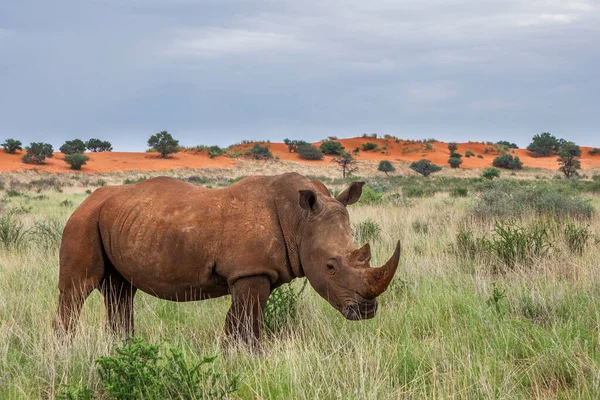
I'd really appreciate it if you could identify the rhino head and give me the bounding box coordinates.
[298,181,401,320]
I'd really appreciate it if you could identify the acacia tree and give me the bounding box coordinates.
[60,139,86,155]
[332,152,358,178]
[148,131,179,158]
[86,138,112,152]
[448,142,458,154]
[377,160,395,176]
[409,159,442,177]
[2,139,22,154]
[557,142,581,178]
[22,142,54,164]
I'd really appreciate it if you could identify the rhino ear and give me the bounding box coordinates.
[299,190,321,212]
[336,181,365,206]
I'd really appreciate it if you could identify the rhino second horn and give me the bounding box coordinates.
[362,241,401,298]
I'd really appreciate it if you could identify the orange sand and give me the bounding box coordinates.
[1,138,599,173]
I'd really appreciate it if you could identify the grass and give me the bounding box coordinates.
[1,172,600,398]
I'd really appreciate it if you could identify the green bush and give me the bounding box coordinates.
[496,141,518,149]
[264,280,307,334]
[358,187,384,205]
[477,154,484,159]
[283,139,309,153]
[297,144,324,160]
[472,180,594,219]
[2,138,22,154]
[481,168,500,180]
[557,142,581,178]
[490,220,551,269]
[450,186,468,197]
[492,154,522,170]
[207,145,224,158]
[589,148,600,156]
[465,150,475,157]
[403,185,436,198]
[352,218,381,244]
[148,131,179,158]
[85,138,112,152]
[377,160,395,175]
[320,141,345,155]
[409,159,442,177]
[22,142,54,164]
[563,222,590,254]
[448,142,458,153]
[0,212,29,249]
[527,132,562,157]
[362,142,378,151]
[64,153,90,170]
[59,139,86,155]
[33,219,64,250]
[248,144,273,160]
[0,180,4,191]
[412,220,429,234]
[92,338,238,400]
[448,157,463,168]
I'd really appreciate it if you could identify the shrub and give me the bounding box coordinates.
[377,160,395,175]
[403,185,436,198]
[124,177,147,184]
[331,152,358,178]
[490,220,551,269]
[358,187,384,205]
[22,142,54,164]
[472,181,594,219]
[410,159,442,177]
[448,142,458,153]
[412,220,429,234]
[563,222,590,254]
[465,150,475,157]
[297,144,324,160]
[496,141,518,149]
[589,148,600,156]
[2,138,22,154]
[557,142,581,178]
[0,212,29,249]
[448,157,463,168]
[59,139,86,155]
[264,280,307,334]
[33,218,64,249]
[94,338,239,400]
[492,154,522,170]
[60,199,74,207]
[527,132,562,157]
[320,141,345,156]
[477,154,484,159]
[85,138,112,152]
[482,168,501,180]
[148,131,179,158]
[362,142,378,151]
[0,180,4,191]
[283,139,309,153]
[64,154,90,170]
[248,144,273,160]
[207,145,224,158]
[352,219,381,244]
[450,186,468,197]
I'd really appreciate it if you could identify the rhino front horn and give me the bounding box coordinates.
[363,241,401,298]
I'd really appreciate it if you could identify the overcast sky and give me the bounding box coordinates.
[1,0,598,151]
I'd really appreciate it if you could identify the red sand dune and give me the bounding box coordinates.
[1,137,599,173]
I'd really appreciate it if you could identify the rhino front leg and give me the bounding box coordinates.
[225,275,271,345]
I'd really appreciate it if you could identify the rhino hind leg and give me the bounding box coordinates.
[100,266,137,336]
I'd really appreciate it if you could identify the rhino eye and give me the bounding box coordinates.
[326,263,335,271]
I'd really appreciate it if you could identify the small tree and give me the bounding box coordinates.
[2,139,22,154]
[22,142,54,164]
[448,142,458,154]
[410,159,442,177]
[527,132,562,157]
[362,142,378,151]
[86,138,113,152]
[148,131,179,158]
[64,153,90,170]
[248,144,273,160]
[297,144,324,160]
[60,139,86,155]
[557,142,581,178]
[496,141,518,149]
[320,141,345,156]
[448,157,463,168]
[482,168,501,180]
[465,150,475,157]
[283,139,308,153]
[493,154,523,170]
[377,160,395,176]
[332,152,358,178]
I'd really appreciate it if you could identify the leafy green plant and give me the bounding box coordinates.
[264,280,308,334]
[362,142,378,151]
[448,157,463,169]
[492,154,522,170]
[22,142,54,164]
[320,141,345,156]
[409,159,442,177]
[148,131,180,158]
[377,160,395,176]
[465,150,475,157]
[352,218,381,244]
[412,220,429,234]
[358,187,383,205]
[59,139,86,155]
[589,148,600,156]
[563,222,590,254]
[297,144,324,160]
[450,186,468,197]
[33,219,64,249]
[123,177,147,185]
[489,220,551,269]
[0,212,29,249]
[64,154,90,170]
[248,144,273,160]
[60,199,74,207]
[481,168,500,180]
[2,138,22,154]
[527,132,563,157]
[486,283,506,314]
[557,142,581,178]
[94,338,238,400]
[85,138,112,152]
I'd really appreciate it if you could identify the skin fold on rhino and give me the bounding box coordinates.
[55,172,401,344]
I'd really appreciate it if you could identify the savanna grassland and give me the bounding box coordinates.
[1,165,600,399]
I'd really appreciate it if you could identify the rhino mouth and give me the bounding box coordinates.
[342,299,378,320]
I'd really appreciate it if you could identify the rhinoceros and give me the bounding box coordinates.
[55,172,400,343]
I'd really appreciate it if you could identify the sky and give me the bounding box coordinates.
[1,0,599,151]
